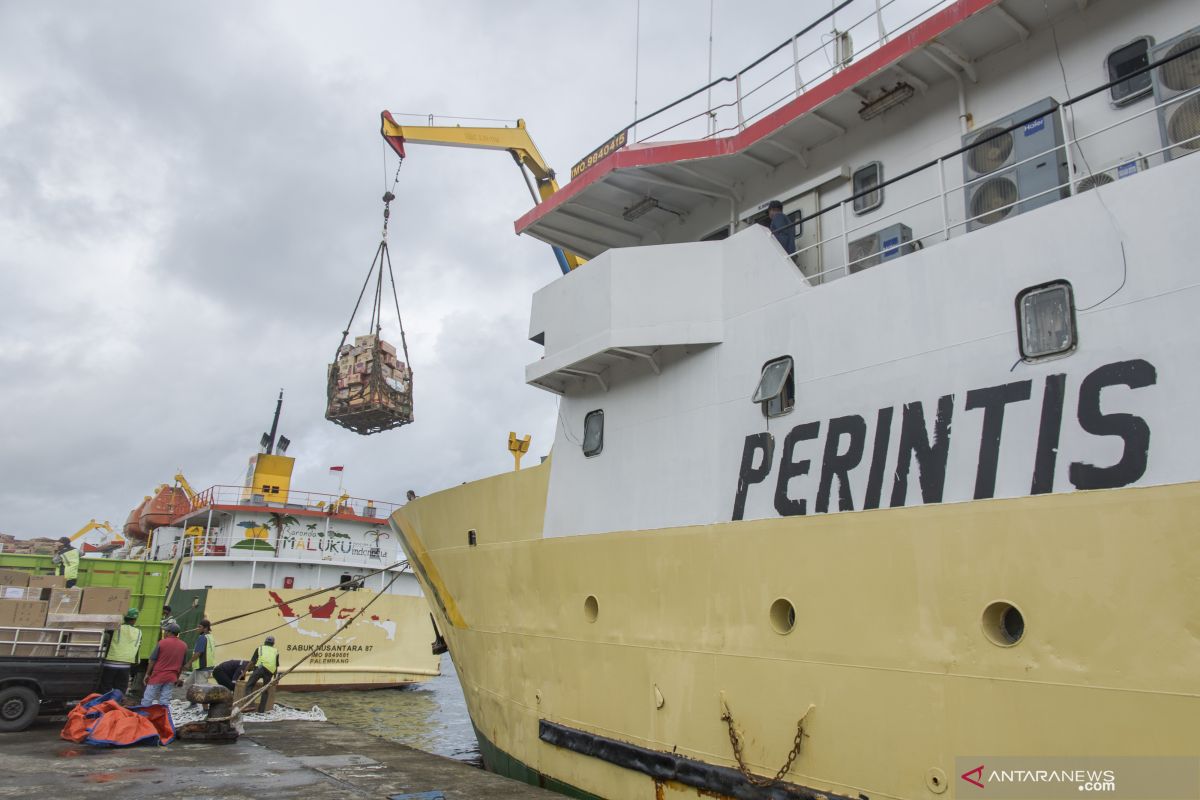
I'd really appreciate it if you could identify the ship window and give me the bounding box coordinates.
[582,410,604,457]
[1107,37,1153,106]
[1017,281,1076,360]
[852,162,883,214]
[753,357,795,417]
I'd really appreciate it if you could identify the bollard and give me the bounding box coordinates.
[177,684,239,742]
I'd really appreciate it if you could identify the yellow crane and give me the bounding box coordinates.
[380,111,584,274]
[68,519,115,543]
[173,471,198,503]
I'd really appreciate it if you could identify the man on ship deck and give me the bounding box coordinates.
[767,199,796,256]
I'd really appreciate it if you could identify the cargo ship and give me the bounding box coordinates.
[389,0,1200,797]
[133,398,439,691]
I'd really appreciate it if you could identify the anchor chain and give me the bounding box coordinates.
[721,704,812,786]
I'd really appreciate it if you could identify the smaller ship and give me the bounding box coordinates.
[135,393,439,690]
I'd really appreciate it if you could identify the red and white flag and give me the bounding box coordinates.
[329,466,344,473]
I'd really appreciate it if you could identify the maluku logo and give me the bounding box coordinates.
[962,765,985,789]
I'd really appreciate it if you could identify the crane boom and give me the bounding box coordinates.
[380,111,584,273]
[69,519,115,542]
[173,471,198,503]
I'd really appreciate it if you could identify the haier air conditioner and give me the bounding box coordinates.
[1150,28,1200,162]
[962,97,1069,232]
[847,223,914,274]
[1075,153,1149,192]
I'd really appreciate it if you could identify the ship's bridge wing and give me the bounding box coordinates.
[517,0,1075,259]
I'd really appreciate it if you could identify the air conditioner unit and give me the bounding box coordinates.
[847,223,913,274]
[1075,153,1149,192]
[1150,28,1200,161]
[962,97,1069,232]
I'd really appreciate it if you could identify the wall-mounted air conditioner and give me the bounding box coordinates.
[847,223,914,274]
[1075,153,1148,192]
[962,97,1069,232]
[1150,28,1200,162]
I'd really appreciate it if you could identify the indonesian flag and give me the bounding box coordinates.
[329,466,344,473]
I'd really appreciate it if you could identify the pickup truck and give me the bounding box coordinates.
[0,626,106,732]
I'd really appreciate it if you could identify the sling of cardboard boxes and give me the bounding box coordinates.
[0,568,131,658]
[324,191,414,436]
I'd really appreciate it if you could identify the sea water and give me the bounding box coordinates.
[299,654,481,764]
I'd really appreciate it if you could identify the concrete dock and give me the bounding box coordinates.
[0,718,559,799]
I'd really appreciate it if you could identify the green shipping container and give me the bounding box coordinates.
[0,553,175,661]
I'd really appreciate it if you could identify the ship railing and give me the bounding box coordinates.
[625,0,954,145]
[780,48,1200,283]
[189,484,402,520]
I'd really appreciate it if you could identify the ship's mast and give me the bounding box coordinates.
[262,389,286,455]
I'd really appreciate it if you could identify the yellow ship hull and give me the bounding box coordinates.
[202,587,440,691]
[392,462,1199,799]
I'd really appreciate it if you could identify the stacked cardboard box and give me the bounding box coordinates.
[0,569,29,587]
[0,535,59,555]
[0,598,50,657]
[79,587,131,615]
[326,334,413,422]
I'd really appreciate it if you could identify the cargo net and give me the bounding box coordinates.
[326,191,413,435]
[326,334,413,434]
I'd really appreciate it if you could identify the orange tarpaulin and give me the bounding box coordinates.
[60,690,175,747]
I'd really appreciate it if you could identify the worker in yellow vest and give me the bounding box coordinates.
[183,619,217,709]
[53,537,81,588]
[99,608,143,696]
[245,635,279,713]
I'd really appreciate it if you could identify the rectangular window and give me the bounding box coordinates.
[753,357,795,417]
[1018,282,1077,360]
[582,410,604,457]
[1107,37,1153,106]
[852,162,883,214]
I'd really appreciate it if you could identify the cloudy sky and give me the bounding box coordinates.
[0,0,881,538]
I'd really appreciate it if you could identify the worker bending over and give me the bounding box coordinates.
[245,635,279,712]
[212,659,249,691]
[99,608,142,695]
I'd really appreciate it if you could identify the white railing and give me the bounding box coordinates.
[627,0,954,144]
[783,78,1200,283]
[191,484,402,521]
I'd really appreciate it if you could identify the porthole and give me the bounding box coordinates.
[1017,281,1077,361]
[769,598,796,635]
[584,595,599,623]
[582,409,604,457]
[981,601,1025,646]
